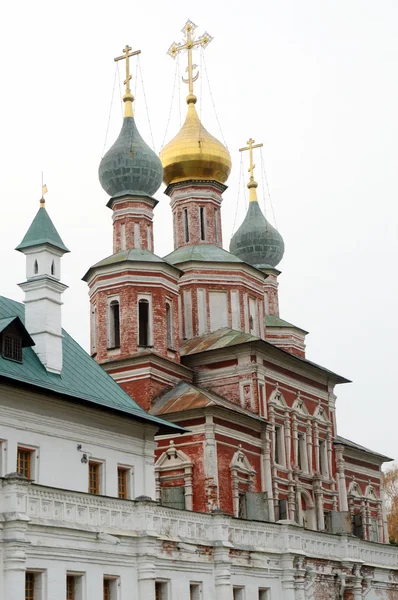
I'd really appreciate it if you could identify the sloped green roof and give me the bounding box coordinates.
[164,244,245,265]
[16,206,69,253]
[83,248,182,281]
[266,314,308,334]
[0,295,181,433]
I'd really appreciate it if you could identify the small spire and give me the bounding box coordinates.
[167,20,213,104]
[239,138,264,202]
[114,45,141,118]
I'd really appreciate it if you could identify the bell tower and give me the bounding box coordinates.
[84,46,189,411]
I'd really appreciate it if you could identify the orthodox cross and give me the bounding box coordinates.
[167,20,213,97]
[239,138,263,181]
[114,45,141,115]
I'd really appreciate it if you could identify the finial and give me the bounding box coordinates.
[114,45,141,117]
[40,173,48,207]
[167,20,213,103]
[239,138,264,202]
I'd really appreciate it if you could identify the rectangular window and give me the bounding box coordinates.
[155,581,168,600]
[103,577,118,600]
[190,583,202,600]
[25,572,35,600]
[66,575,75,600]
[233,587,245,600]
[138,298,151,346]
[88,461,101,495]
[183,208,189,242]
[17,447,33,479]
[3,334,22,362]
[259,589,270,600]
[199,206,206,240]
[274,426,285,466]
[118,466,130,499]
[277,497,288,520]
[209,291,228,331]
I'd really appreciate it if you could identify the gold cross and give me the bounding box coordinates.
[239,138,263,181]
[167,20,213,98]
[114,45,141,117]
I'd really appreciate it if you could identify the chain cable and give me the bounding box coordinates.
[116,63,123,118]
[137,55,156,151]
[260,147,278,229]
[202,53,228,149]
[160,57,179,150]
[232,153,245,234]
[101,63,119,158]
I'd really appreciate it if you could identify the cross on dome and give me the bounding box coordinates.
[167,19,213,101]
[239,138,263,200]
[114,45,141,117]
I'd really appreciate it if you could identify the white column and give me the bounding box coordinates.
[204,412,219,511]
[335,445,348,511]
[261,426,275,521]
[306,420,313,474]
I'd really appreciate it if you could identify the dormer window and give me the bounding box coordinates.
[2,334,23,362]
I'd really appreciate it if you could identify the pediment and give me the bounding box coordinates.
[230,446,256,475]
[292,397,309,416]
[155,440,192,470]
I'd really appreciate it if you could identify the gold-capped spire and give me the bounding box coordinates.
[239,138,263,202]
[114,45,141,117]
[167,19,213,103]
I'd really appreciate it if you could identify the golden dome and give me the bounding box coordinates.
[160,95,232,186]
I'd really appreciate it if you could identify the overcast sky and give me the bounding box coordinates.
[1,0,397,461]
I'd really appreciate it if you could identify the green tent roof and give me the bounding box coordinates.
[0,295,182,434]
[16,206,69,253]
[266,314,308,334]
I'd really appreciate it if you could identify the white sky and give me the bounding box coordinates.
[1,0,397,460]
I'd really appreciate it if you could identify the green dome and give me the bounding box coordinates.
[99,116,163,198]
[229,200,284,268]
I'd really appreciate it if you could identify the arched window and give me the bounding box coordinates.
[138,299,150,346]
[166,302,173,349]
[51,260,55,276]
[108,300,120,349]
[34,260,38,275]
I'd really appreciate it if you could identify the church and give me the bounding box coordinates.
[0,19,397,600]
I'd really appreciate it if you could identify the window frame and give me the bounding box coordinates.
[274,424,286,467]
[2,333,23,363]
[117,465,133,499]
[17,446,36,480]
[183,208,189,242]
[138,295,153,347]
[199,206,206,241]
[107,297,121,350]
[88,460,103,495]
[165,301,174,350]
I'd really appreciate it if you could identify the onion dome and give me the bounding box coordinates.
[230,180,285,269]
[99,117,163,198]
[99,46,162,199]
[160,94,231,186]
